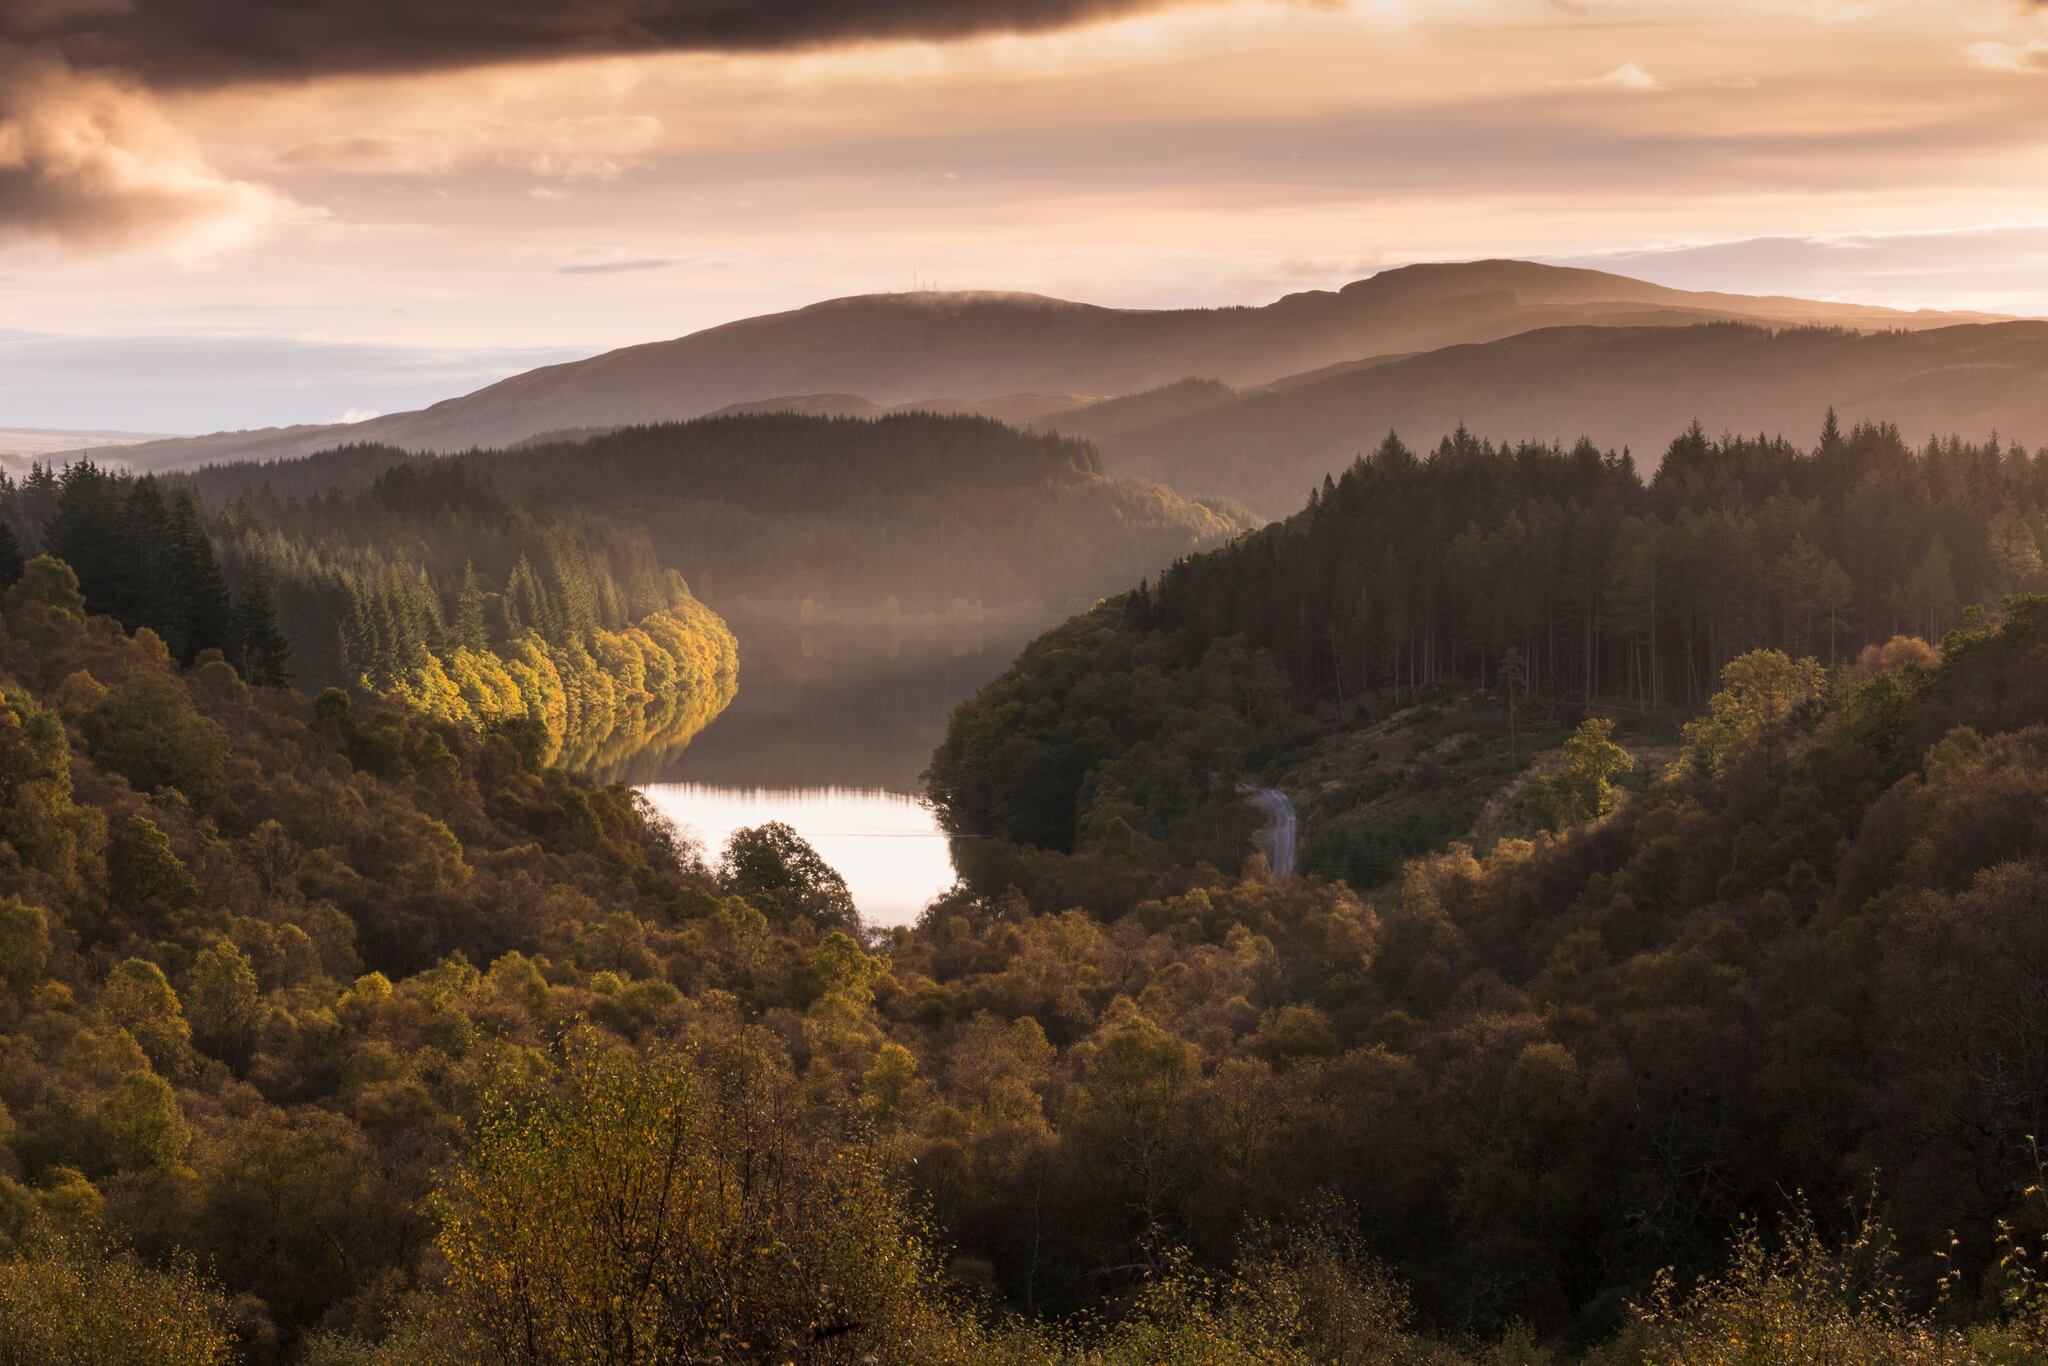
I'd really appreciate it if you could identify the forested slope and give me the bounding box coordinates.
[190,413,1246,618]
[0,459,739,779]
[931,416,2048,873]
[8,544,2048,1360]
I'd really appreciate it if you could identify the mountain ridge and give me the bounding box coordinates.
[73,259,2008,473]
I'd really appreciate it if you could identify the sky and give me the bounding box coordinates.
[4,0,2048,434]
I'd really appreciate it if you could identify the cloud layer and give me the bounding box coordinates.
[0,53,293,251]
[0,0,1213,86]
[0,0,1214,252]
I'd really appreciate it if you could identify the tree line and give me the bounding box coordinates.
[0,461,289,685]
[1141,412,2046,712]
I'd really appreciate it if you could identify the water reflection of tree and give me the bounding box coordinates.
[617,623,1041,792]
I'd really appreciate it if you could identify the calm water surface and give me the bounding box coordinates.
[629,622,1037,928]
[638,783,955,928]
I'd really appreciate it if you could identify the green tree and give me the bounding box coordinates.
[1817,557,1853,669]
[5,555,85,618]
[184,943,261,1070]
[164,492,233,663]
[1674,649,1828,781]
[0,897,50,997]
[1500,645,1528,757]
[1988,503,2047,597]
[453,561,490,653]
[108,815,200,915]
[720,822,859,932]
[84,676,229,806]
[99,959,190,1074]
[99,1072,189,1173]
[41,460,121,615]
[229,567,292,688]
[0,520,23,589]
[1896,535,1958,642]
[1528,717,1634,829]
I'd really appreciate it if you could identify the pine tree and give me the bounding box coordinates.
[231,567,293,687]
[1896,535,1958,643]
[0,518,23,588]
[165,491,233,663]
[115,476,174,634]
[44,459,122,612]
[454,561,491,652]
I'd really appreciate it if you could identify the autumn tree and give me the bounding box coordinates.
[0,1230,234,1366]
[412,1030,961,1364]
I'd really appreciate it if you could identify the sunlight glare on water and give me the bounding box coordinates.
[639,783,958,929]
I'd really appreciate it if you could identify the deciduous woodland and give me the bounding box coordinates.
[3,417,2048,1363]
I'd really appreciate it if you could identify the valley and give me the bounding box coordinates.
[8,269,2048,1364]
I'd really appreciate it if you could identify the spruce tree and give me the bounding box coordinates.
[0,519,23,589]
[116,476,174,634]
[165,491,233,663]
[231,567,293,687]
[454,561,491,652]
[44,459,122,612]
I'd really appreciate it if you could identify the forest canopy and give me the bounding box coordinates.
[7,415,2048,1363]
[183,412,1248,620]
[929,415,2048,877]
[0,458,739,779]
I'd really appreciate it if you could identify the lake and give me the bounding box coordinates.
[629,621,1037,928]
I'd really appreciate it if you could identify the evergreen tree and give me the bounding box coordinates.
[115,476,175,634]
[230,568,293,687]
[0,518,23,588]
[43,459,122,614]
[1897,535,1959,643]
[454,560,491,652]
[165,492,233,663]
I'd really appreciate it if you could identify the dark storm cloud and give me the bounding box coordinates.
[0,0,1212,88]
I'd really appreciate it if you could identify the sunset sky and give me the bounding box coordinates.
[5,0,2048,433]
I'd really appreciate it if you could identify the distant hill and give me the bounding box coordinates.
[1090,320,2048,517]
[703,392,1092,425]
[1,426,178,473]
[87,260,2002,472]
[189,412,1247,620]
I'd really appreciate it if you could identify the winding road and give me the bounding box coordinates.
[1238,784,1299,878]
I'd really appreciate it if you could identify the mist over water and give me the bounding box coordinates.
[631,621,1039,927]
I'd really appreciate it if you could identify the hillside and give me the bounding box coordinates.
[1094,320,2048,517]
[84,261,2000,473]
[188,412,1248,620]
[12,507,2048,1362]
[930,415,2048,884]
